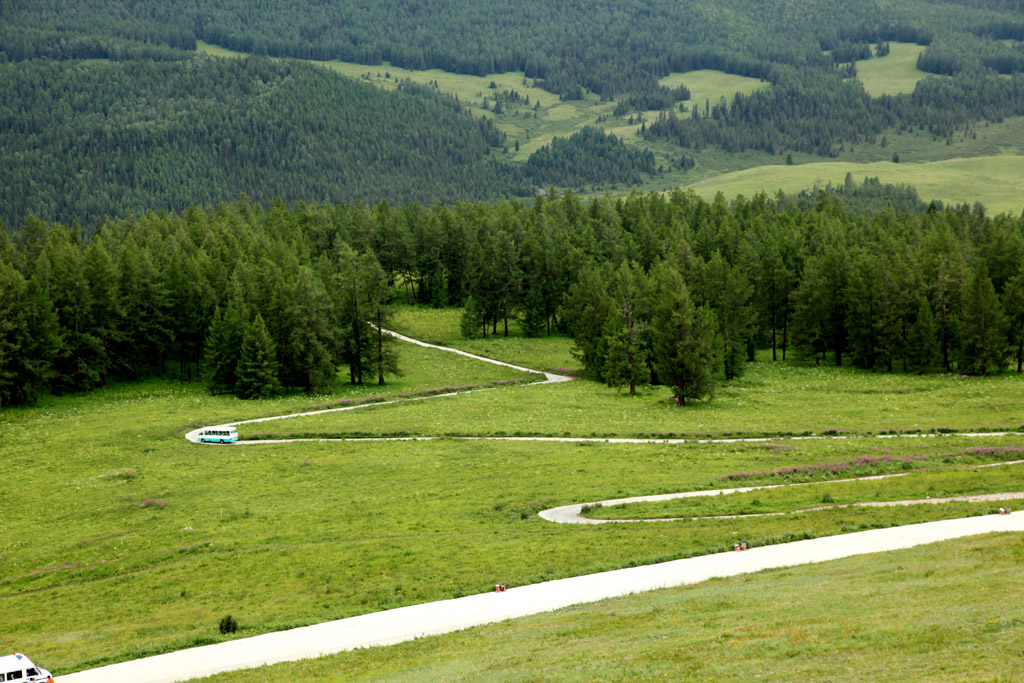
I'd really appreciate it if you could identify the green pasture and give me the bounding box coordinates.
[390,305,578,373]
[4,315,1024,676]
[659,69,769,107]
[685,155,1024,215]
[589,459,1024,519]
[244,358,1024,439]
[200,533,1024,681]
[854,42,929,97]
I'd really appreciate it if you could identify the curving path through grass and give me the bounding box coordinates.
[60,331,1023,683]
[540,461,1024,524]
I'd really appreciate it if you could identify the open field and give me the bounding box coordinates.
[685,155,1024,215]
[197,532,1024,681]
[659,69,769,107]
[243,359,1024,439]
[855,42,929,97]
[6,303,1024,677]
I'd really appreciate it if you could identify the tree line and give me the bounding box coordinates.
[0,199,403,408]
[4,180,1023,410]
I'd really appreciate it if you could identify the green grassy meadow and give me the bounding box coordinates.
[390,305,578,372]
[854,42,929,97]
[4,305,1024,678]
[244,360,1024,439]
[588,460,1024,519]
[198,533,1024,681]
[685,155,1024,215]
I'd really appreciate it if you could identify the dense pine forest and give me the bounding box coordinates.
[0,54,653,230]
[3,185,1023,409]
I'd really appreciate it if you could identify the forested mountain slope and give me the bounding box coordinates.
[0,54,654,229]
[5,0,1024,225]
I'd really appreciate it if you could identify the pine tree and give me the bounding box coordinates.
[1003,270,1024,373]
[0,261,24,410]
[359,252,401,385]
[562,262,613,377]
[460,294,488,339]
[958,263,1005,375]
[600,261,650,395]
[704,251,752,380]
[204,298,244,395]
[234,313,281,399]
[651,264,718,405]
[906,297,940,374]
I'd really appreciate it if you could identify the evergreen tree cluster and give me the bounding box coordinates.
[644,69,1024,156]
[0,56,533,230]
[0,198,403,407]
[4,179,1024,410]
[526,128,656,189]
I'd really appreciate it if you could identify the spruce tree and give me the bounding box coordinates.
[651,264,718,405]
[600,261,650,395]
[234,313,281,399]
[705,251,752,380]
[958,264,1005,375]
[204,300,244,395]
[460,294,487,339]
[359,252,401,385]
[1003,270,1024,373]
[906,297,940,374]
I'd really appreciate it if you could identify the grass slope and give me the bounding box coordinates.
[854,42,929,97]
[685,155,1024,215]
[7,309,1024,676]
[198,533,1024,681]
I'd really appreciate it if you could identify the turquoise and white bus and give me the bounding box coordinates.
[198,427,238,444]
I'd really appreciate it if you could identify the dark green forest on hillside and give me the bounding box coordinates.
[5,0,1024,223]
[3,186,1023,409]
[0,55,656,229]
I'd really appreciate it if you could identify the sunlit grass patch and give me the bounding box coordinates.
[684,155,1024,216]
[197,533,1024,681]
[659,69,769,107]
[588,459,1024,519]
[855,42,929,97]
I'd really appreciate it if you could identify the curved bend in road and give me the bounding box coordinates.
[60,332,1024,683]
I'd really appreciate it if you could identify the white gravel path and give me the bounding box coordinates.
[184,329,571,444]
[540,459,1024,524]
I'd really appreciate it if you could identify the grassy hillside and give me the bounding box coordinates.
[199,534,1024,681]
[193,40,1024,213]
[854,42,929,97]
[685,155,1024,214]
[6,307,1024,677]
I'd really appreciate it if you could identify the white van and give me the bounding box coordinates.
[198,426,239,444]
[0,653,52,682]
